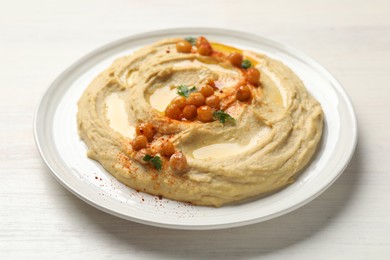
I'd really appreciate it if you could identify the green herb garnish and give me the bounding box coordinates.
[184,36,196,46]
[143,154,153,161]
[241,59,252,69]
[143,154,162,171]
[176,84,196,98]
[213,110,236,124]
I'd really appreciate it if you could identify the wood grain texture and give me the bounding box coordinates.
[1,0,389,259]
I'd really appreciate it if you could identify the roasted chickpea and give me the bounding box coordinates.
[131,135,148,151]
[165,103,181,120]
[172,96,187,110]
[187,92,205,107]
[135,123,154,141]
[169,151,189,174]
[199,84,214,97]
[229,52,243,67]
[197,105,214,122]
[247,67,260,86]
[205,95,220,109]
[176,40,192,53]
[195,36,210,48]
[236,85,252,102]
[134,148,149,164]
[159,140,175,157]
[198,43,213,56]
[207,79,216,88]
[182,105,197,120]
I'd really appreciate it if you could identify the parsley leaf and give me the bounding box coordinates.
[176,84,196,98]
[143,154,153,161]
[150,156,162,170]
[143,154,162,171]
[241,59,252,69]
[184,36,196,46]
[213,110,236,124]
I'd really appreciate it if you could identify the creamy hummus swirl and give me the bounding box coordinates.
[77,38,323,207]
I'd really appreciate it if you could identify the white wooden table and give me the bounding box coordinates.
[1,0,389,258]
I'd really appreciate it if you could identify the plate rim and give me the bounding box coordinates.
[33,27,358,230]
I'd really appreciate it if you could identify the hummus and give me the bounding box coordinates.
[77,36,323,207]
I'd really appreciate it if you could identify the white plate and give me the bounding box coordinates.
[34,28,357,230]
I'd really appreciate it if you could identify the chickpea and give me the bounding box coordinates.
[198,43,213,56]
[236,85,252,102]
[165,103,181,120]
[195,36,210,48]
[187,92,205,107]
[131,135,148,151]
[159,140,176,157]
[205,95,220,109]
[182,105,197,120]
[229,52,243,67]
[197,105,214,122]
[169,151,189,174]
[176,40,192,53]
[207,80,216,88]
[135,123,154,141]
[199,84,214,97]
[172,96,187,110]
[134,148,149,164]
[247,67,260,86]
